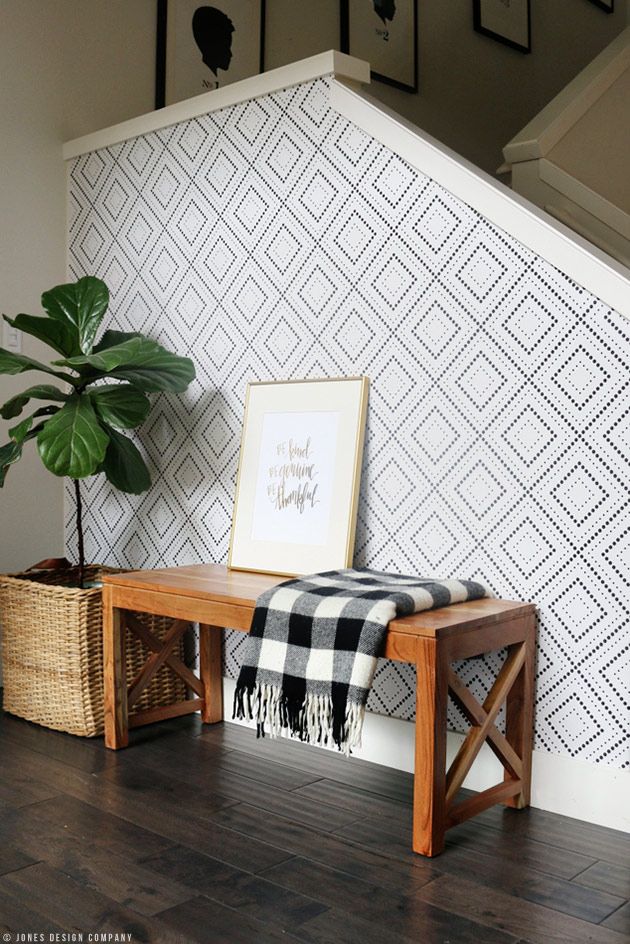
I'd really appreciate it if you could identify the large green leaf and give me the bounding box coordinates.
[93,329,142,353]
[90,384,151,429]
[0,347,74,382]
[0,441,22,487]
[2,313,77,357]
[101,426,151,494]
[9,407,60,444]
[0,384,68,420]
[9,415,34,444]
[37,394,109,478]
[42,276,109,355]
[56,336,195,392]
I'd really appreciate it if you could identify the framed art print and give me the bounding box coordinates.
[473,0,531,53]
[156,0,264,107]
[342,0,418,92]
[229,377,369,575]
[262,0,341,72]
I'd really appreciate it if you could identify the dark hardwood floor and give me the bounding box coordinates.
[1,706,629,944]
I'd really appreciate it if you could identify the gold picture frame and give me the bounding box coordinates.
[228,377,369,576]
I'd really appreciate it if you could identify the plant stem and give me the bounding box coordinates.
[74,478,85,589]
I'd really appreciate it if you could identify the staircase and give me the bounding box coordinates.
[502,27,630,269]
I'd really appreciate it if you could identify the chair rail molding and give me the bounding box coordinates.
[330,79,630,323]
[62,51,370,160]
[65,52,630,324]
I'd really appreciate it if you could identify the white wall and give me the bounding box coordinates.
[265,0,628,174]
[0,0,156,674]
[0,0,157,571]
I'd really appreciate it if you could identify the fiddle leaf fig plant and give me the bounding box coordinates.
[0,276,195,585]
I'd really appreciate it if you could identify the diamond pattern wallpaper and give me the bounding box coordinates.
[67,78,629,769]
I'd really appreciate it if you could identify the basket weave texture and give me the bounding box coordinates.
[0,565,189,737]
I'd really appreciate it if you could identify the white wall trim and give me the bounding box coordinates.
[545,204,630,269]
[503,26,630,163]
[223,678,630,834]
[539,158,630,241]
[62,50,370,160]
[330,78,630,321]
[65,51,630,320]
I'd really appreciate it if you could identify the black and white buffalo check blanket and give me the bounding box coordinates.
[233,568,488,754]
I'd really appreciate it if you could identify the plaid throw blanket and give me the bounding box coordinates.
[233,568,488,754]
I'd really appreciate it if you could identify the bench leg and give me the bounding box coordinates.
[504,615,536,809]
[199,623,224,724]
[103,588,128,750]
[413,636,448,856]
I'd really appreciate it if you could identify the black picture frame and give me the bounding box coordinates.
[473,0,531,54]
[156,0,168,109]
[341,0,418,94]
[587,0,614,11]
[155,0,265,109]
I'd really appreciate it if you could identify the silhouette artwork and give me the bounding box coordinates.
[347,0,416,92]
[192,6,235,77]
[373,0,396,25]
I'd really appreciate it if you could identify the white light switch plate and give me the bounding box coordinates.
[2,320,22,353]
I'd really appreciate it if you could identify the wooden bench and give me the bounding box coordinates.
[102,563,536,857]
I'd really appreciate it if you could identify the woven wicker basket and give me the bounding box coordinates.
[0,565,190,737]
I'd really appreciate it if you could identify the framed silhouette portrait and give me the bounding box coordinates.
[473,0,531,53]
[229,377,369,576]
[156,0,264,107]
[342,0,417,93]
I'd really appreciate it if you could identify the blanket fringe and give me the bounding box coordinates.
[233,682,365,756]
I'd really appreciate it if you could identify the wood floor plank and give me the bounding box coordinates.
[477,804,630,870]
[135,729,324,790]
[573,861,630,900]
[447,818,604,881]
[431,842,624,923]
[324,813,623,923]
[54,786,293,874]
[0,734,119,796]
[0,741,290,873]
[293,901,520,944]
[0,712,116,773]
[334,815,598,882]
[0,886,64,934]
[0,862,194,942]
[207,802,438,893]
[262,854,520,943]
[294,777,413,825]
[417,873,630,944]
[42,842,195,917]
[199,723,415,802]
[194,745,322,791]
[115,739,361,832]
[0,842,36,877]
[1,734,236,826]
[0,708,205,773]
[603,902,630,935]
[144,845,327,929]
[128,712,207,742]
[96,762,237,822]
[0,794,173,862]
[157,895,304,944]
[0,764,60,809]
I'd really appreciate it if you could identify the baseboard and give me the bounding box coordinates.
[222,678,630,834]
